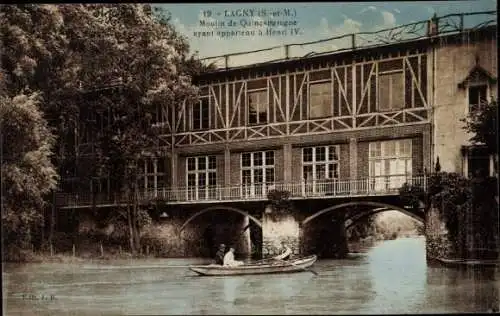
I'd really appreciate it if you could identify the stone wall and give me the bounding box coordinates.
[425,205,456,260]
[261,206,300,257]
[55,207,251,258]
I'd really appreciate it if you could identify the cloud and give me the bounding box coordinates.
[358,6,377,14]
[381,11,396,28]
[171,8,399,68]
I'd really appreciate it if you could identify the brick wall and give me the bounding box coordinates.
[177,156,186,187]
[358,141,369,179]
[412,136,424,174]
[230,152,240,185]
[291,147,302,182]
[339,143,350,180]
[274,147,284,183]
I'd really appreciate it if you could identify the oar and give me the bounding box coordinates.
[270,257,318,276]
[290,260,319,276]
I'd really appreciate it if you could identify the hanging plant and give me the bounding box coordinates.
[266,189,294,220]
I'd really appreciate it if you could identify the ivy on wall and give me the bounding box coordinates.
[266,189,294,220]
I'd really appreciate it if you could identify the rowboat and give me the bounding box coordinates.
[189,255,317,276]
[433,257,499,268]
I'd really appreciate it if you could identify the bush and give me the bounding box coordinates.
[399,182,426,211]
[267,189,294,219]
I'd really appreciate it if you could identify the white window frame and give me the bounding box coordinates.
[186,156,217,200]
[369,139,412,191]
[240,151,275,198]
[301,145,340,195]
[247,88,268,125]
[308,80,332,119]
[466,82,490,115]
[140,157,167,198]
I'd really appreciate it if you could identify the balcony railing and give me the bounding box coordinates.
[55,175,427,208]
[200,11,496,69]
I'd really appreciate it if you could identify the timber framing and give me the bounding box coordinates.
[160,50,430,148]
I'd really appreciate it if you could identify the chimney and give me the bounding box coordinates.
[427,13,439,37]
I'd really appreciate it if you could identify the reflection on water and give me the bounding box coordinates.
[3,237,499,315]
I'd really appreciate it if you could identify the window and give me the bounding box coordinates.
[464,146,493,178]
[369,139,412,191]
[309,82,332,118]
[241,151,275,197]
[378,72,404,111]
[302,146,340,195]
[192,98,209,130]
[139,157,168,196]
[186,156,217,200]
[468,84,488,111]
[248,90,268,124]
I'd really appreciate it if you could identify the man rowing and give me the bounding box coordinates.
[273,241,292,261]
[215,243,226,265]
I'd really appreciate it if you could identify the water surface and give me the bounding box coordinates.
[3,237,499,315]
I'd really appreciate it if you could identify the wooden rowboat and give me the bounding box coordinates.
[433,257,499,267]
[189,255,317,276]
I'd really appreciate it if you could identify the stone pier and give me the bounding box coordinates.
[261,205,300,257]
[236,215,252,257]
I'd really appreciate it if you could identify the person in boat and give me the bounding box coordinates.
[214,243,226,265]
[273,241,292,261]
[223,247,244,267]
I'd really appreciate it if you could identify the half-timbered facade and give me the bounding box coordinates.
[55,12,497,208]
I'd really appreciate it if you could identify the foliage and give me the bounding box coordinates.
[399,182,426,211]
[267,189,294,216]
[1,93,59,254]
[1,4,204,255]
[462,98,498,154]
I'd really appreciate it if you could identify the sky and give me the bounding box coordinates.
[156,1,497,67]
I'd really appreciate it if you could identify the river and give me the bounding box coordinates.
[3,237,499,315]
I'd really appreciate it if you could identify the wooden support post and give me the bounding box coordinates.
[100,242,104,257]
[72,244,76,257]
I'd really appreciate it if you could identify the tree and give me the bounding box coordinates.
[462,99,498,154]
[462,99,498,177]
[1,93,59,259]
[1,4,208,255]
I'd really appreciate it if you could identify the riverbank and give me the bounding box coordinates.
[3,249,160,264]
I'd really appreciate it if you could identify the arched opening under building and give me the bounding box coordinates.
[300,201,424,259]
[178,206,263,259]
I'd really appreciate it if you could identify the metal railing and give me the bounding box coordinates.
[200,11,497,69]
[55,174,427,207]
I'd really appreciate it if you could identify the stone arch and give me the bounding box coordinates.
[178,205,262,234]
[344,207,424,231]
[301,201,424,227]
